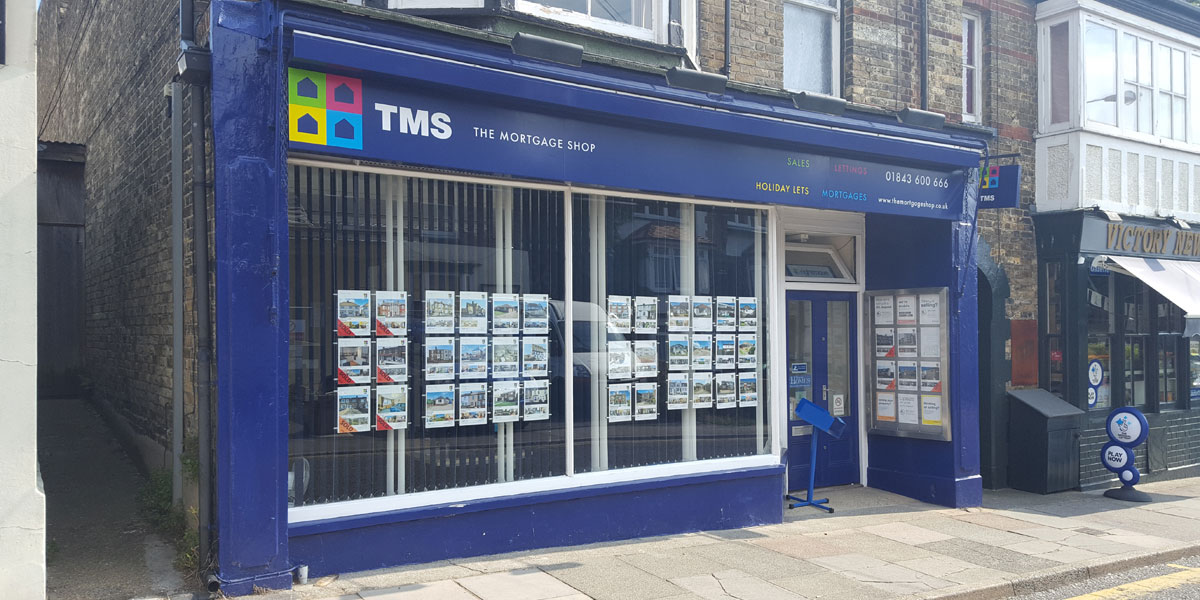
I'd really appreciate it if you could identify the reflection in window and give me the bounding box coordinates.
[1050,22,1071,125]
[962,13,981,122]
[1086,273,1113,409]
[1045,261,1065,396]
[1156,297,1184,409]
[572,194,770,474]
[1123,277,1148,408]
[287,166,566,506]
[526,0,652,29]
[784,0,838,94]
[1085,22,1117,125]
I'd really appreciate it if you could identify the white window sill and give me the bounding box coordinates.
[289,453,782,524]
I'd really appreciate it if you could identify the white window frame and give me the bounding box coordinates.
[782,0,841,96]
[1038,14,1077,134]
[286,157,783,524]
[962,10,982,124]
[514,0,669,44]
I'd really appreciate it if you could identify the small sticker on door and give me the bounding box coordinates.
[832,394,845,416]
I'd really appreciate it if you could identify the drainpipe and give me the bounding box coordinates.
[178,0,213,577]
[722,0,731,75]
[171,81,184,505]
[191,81,213,581]
[920,0,928,110]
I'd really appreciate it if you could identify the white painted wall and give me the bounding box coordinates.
[0,1,46,598]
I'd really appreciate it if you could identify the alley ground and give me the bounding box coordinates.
[39,397,185,600]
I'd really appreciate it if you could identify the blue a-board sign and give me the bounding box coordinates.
[286,67,967,220]
[978,164,1021,209]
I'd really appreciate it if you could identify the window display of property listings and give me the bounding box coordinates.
[287,164,771,508]
[865,288,951,441]
[288,165,566,506]
[574,193,770,474]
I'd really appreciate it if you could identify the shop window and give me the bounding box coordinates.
[1190,339,1200,407]
[962,11,982,123]
[1122,277,1149,408]
[1156,296,1185,410]
[1044,261,1066,396]
[1048,22,1071,125]
[286,164,773,510]
[571,194,770,473]
[1086,273,1113,410]
[1084,21,1117,126]
[286,166,567,506]
[784,0,839,95]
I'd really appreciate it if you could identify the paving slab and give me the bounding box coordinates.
[683,541,827,580]
[358,580,478,600]
[456,568,582,600]
[920,538,1060,574]
[545,556,687,600]
[861,522,955,545]
[770,570,899,599]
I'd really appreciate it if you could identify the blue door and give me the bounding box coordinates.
[786,291,859,491]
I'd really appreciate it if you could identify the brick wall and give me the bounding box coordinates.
[697,0,783,87]
[37,0,212,478]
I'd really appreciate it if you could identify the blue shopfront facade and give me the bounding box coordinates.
[207,1,989,593]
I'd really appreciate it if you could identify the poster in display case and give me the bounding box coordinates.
[864,288,951,441]
[493,381,521,423]
[458,382,489,426]
[337,290,372,337]
[425,290,456,334]
[458,292,489,334]
[336,386,372,433]
[337,338,372,385]
[523,294,550,334]
[523,379,551,421]
[608,295,632,334]
[375,385,408,430]
[633,296,658,334]
[667,372,690,409]
[375,338,407,383]
[607,383,632,422]
[634,383,658,421]
[374,291,407,337]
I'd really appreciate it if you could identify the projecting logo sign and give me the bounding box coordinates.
[978,165,1021,209]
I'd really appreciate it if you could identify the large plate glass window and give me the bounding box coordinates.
[571,194,770,473]
[287,165,566,506]
[1122,275,1149,409]
[784,0,839,95]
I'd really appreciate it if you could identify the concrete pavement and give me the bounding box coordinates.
[258,478,1200,600]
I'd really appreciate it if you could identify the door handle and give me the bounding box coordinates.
[822,385,828,402]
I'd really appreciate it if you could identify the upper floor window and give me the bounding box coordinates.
[962,11,982,123]
[515,0,664,42]
[784,0,839,95]
[1048,21,1071,125]
[1078,18,1190,141]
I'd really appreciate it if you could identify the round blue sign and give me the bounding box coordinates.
[1100,442,1132,473]
[1119,465,1141,487]
[1106,407,1149,447]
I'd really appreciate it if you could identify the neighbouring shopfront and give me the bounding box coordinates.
[207,4,989,592]
[1036,210,1200,489]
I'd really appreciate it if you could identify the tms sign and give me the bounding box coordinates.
[374,103,452,140]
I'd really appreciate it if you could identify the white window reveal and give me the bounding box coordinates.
[516,0,668,43]
[783,0,840,95]
[962,11,981,123]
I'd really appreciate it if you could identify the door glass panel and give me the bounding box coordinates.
[827,301,850,417]
[787,299,813,426]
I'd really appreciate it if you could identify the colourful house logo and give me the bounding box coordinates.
[981,165,1000,189]
[289,68,363,150]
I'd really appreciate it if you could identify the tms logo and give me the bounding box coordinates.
[374,103,453,140]
[288,68,363,149]
[981,165,1000,189]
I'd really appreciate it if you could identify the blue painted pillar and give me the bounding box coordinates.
[949,168,983,507]
[210,0,292,593]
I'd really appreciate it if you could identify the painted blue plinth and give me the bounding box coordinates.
[290,465,785,577]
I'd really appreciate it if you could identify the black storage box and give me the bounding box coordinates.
[1007,389,1085,494]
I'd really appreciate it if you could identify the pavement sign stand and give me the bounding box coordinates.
[786,398,846,513]
[1101,406,1152,503]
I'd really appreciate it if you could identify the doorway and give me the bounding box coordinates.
[785,291,859,491]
